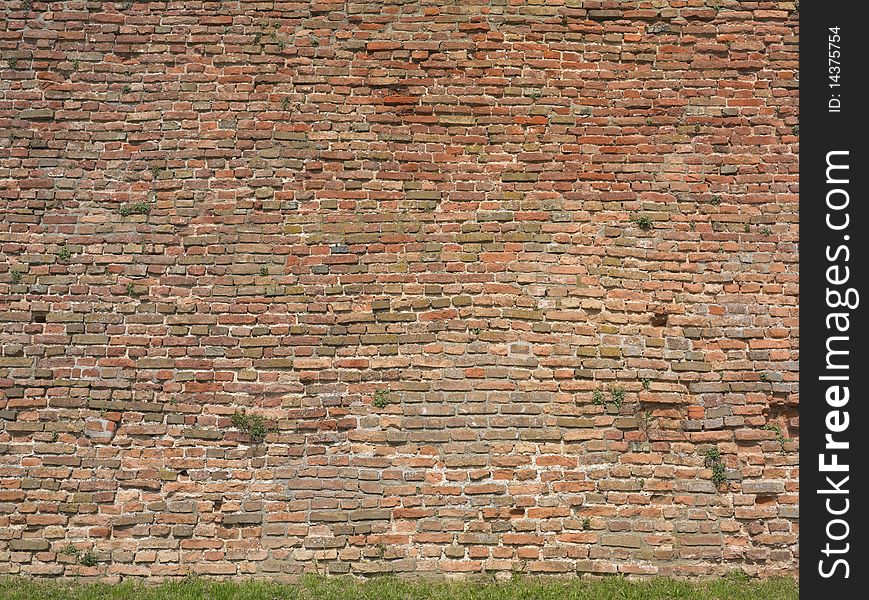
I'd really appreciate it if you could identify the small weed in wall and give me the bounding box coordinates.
[230,410,274,443]
[259,265,269,276]
[119,203,151,217]
[592,387,625,410]
[631,216,652,231]
[609,386,625,410]
[582,517,591,531]
[373,389,392,409]
[10,269,22,284]
[703,447,727,488]
[60,544,79,558]
[641,378,651,391]
[79,549,98,567]
[58,245,72,262]
[764,423,787,452]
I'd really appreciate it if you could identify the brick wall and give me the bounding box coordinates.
[0,0,799,580]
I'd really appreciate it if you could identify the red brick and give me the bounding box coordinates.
[0,0,798,582]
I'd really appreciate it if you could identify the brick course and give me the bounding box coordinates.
[1,0,798,580]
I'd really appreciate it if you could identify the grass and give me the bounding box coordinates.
[0,575,798,600]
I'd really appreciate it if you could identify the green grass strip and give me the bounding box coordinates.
[0,575,798,600]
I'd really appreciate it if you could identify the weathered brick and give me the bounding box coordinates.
[222,513,263,525]
[600,534,644,549]
[742,481,786,495]
[0,0,798,582]
[9,539,50,551]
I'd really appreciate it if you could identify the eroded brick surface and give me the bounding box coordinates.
[1,0,798,580]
